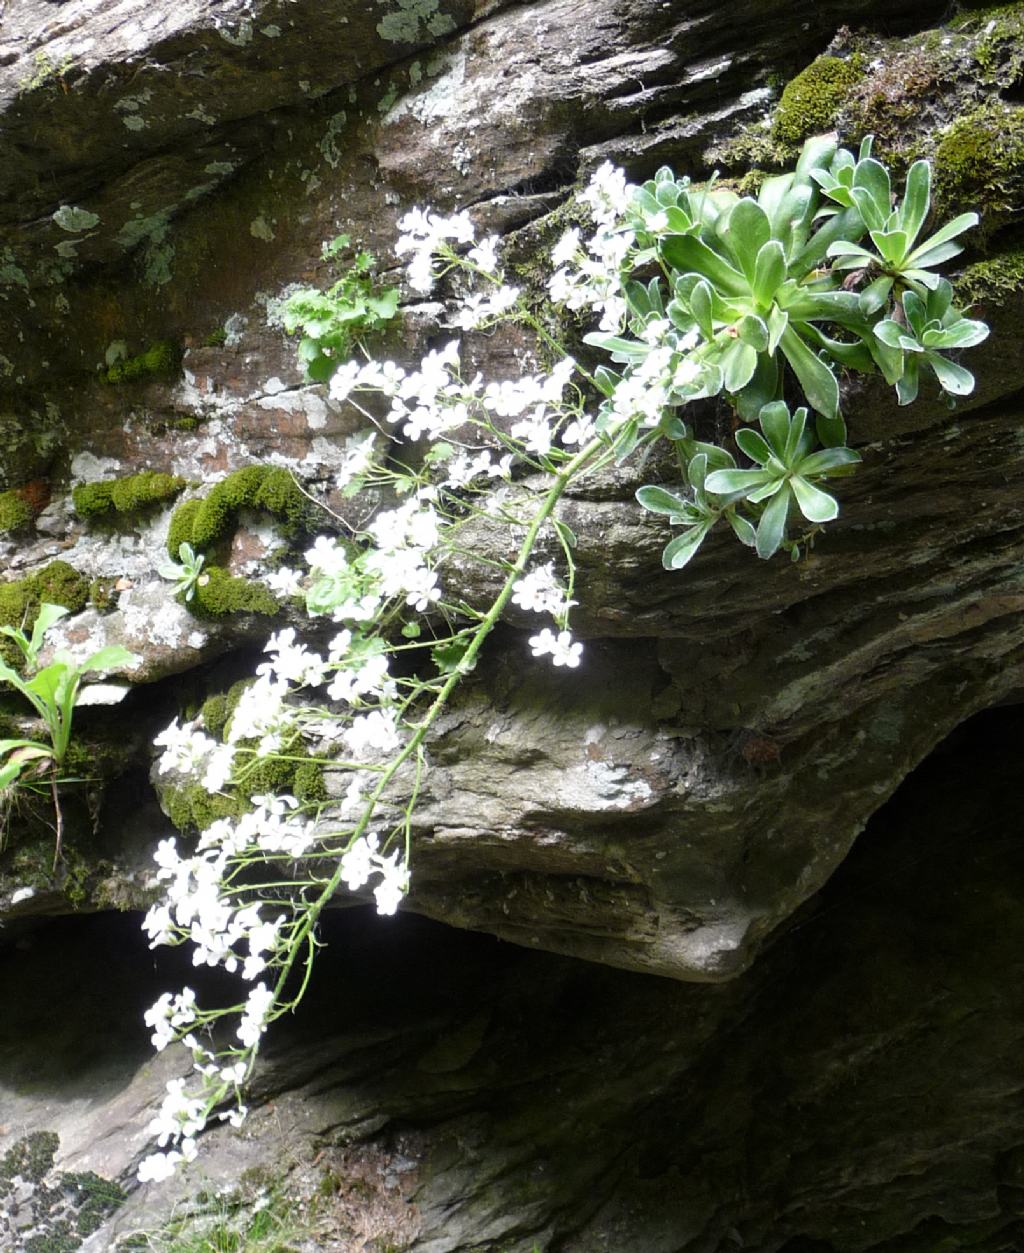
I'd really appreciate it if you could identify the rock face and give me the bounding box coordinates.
[3,707,1024,1251]
[1,0,1024,1245]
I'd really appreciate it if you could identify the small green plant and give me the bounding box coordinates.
[282,234,400,381]
[0,604,138,863]
[158,543,207,602]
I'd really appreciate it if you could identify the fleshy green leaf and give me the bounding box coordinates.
[753,240,786,308]
[662,523,714,570]
[635,484,691,517]
[736,425,776,465]
[790,475,839,523]
[689,279,715,340]
[899,160,931,245]
[858,275,893,316]
[724,199,771,284]
[798,447,861,475]
[660,234,747,297]
[928,354,975,395]
[721,340,758,393]
[779,326,839,420]
[755,485,791,559]
[907,211,979,259]
[852,158,892,229]
[736,314,769,352]
[758,401,791,460]
[705,467,774,494]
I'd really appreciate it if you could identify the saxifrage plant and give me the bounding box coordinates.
[132,132,990,1184]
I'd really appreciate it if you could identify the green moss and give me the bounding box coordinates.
[0,1131,59,1187]
[190,465,316,549]
[932,102,1024,236]
[0,488,31,532]
[0,559,89,654]
[31,561,89,614]
[237,754,296,797]
[61,1171,125,1235]
[88,577,119,614]
[953,2,1024,82]
[705,122,788,171]
[840,46,940,156]
[954,245,1024,306]
[200,691,230,737]
[188,566,279,618]
[72,470,185,519]
[166,497,202,558]
[294,759,328,804]
[773,54,865,146]
[104,340,179,384]
[0,561,88,667]
[162,780,244,832]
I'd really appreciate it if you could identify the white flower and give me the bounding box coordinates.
[142,903,175,948]
[264,566,304,599]
[304,535,350,577]
[237,981,276,1047]
[201,744,236,794]
[528,627,583,668]
[551,227,581,267]
[257,627,327,688]
[511,564,575,615]
[327,358,362,402]
[138,1150,182,1183]
[154,719,216,776]
[339,833,378,891]
[468,235,500,272]
[343,709,402,759]
[562,415,595,446]
[336,430,377,487]
[510,407,554,456]
[373,855,409,916]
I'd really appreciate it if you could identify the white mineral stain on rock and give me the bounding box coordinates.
[249,215,275,242]
[52,205,100,232]
[71,452,121,483]
[382,50,466,125]
[581,760,654,808]
[257,386,328,430]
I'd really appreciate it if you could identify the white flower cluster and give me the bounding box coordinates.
[548,162,636,334]
[528,627,583,668]
[138,172,643,1185]
[339,832,409,916]
[511,562,576,617]
[513,563,583,669]
[395,206,475,293]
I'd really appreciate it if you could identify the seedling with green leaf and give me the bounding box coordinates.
[0,604,138,864]
[873,279,989,405]
[635,449,755,569]
[823,153,980,311]
[283,234,400,382]
[158,542,207,602]
[703,402,860,558]
[605,133,989,566]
